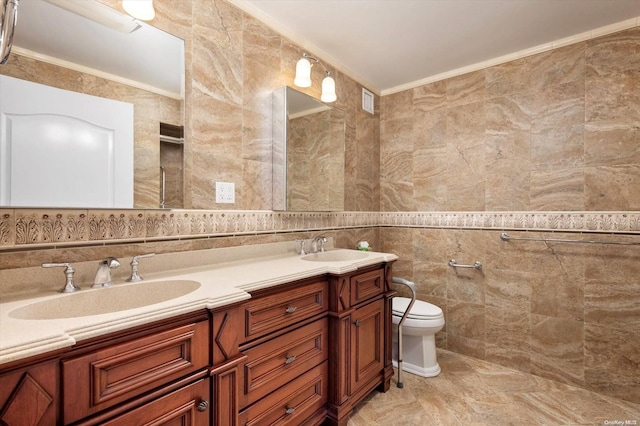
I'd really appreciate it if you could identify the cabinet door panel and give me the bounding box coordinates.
[0,360,58,426]
[239,362,328,426]
[62,321,209,424]
[350,299,384,392]
[350,269,384,306]
[242,280,328,342]
[100,378,209,426]
[241,318,328,408]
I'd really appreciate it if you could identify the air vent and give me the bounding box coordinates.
[362,88,374,114]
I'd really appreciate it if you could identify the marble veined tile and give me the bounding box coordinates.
[348,350,640,425]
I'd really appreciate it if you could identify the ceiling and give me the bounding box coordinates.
[231,0,640,94]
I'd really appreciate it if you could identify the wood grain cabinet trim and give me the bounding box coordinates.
[242,280,328,342]
[62,320,209,424]
[0,360,58,426]
[99,378,209,426]
[240,318,328,408]
[239,361,328,426]
[349,269,384,307]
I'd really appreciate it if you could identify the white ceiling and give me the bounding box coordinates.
[232,0,640,94]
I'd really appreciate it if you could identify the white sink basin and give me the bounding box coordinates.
[9,280,201,320]
[301,250,369,262]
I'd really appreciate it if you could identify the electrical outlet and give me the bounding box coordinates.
[216,182,235,203]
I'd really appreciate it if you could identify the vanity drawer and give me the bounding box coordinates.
[239,361,328,426]
[350,268,384,306]
[243,280,328,341]
[241,318,328,408]
[99,378,209,426]
[62,320,209,424]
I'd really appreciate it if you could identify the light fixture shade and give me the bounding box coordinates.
[321,73,337,103]
[122,0,156,21]
[294,57,312,87]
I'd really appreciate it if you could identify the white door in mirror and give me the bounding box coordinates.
[0,75,134,208]
[216,182,235,203]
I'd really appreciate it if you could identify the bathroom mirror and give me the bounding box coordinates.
[0,0,184,208]
[273,87,345,211]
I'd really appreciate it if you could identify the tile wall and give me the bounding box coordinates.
[379,27,640,403]
[0,0,638,406]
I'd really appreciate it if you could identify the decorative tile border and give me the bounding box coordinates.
[378,211,640,233]
[0,209,638,250]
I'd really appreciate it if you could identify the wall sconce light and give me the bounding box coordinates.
[294,52,336,103]
[122,0,155,21]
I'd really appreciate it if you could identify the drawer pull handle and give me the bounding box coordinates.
[354,319,361,327]
[285,407,296,415]
[285,306,297,314]
[196,399,209,412]
[285,355,297,365]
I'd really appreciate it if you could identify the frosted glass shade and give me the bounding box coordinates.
[122,0,156,21]
[294,57,312,87]
[321,74,337,103]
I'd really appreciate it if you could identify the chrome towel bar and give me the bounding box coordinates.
[500,232,640,246]
[448,259,482,270]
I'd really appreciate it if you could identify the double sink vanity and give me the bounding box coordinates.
[0,240,397,426]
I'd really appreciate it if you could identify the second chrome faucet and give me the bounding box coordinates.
[93,257,120,288]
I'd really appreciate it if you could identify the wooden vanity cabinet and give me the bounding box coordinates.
[236,262,395,426]
[97,377,210,426]
[0,260,394,426]
[62,317,209,424]
[237,277,330,426]
[326,264,395,426]
[0,357,60,426]
[210,306,245,426]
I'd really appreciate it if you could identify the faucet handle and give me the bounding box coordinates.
[42,262,80,293]
[127,253,155,282]
[101,257,120,268]
[296,240,307,256]
[319,236,327,252]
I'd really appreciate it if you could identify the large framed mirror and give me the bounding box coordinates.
[273,87,345,211]
[0,0,184,209]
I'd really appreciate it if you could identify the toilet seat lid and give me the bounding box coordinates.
[392,297,443,320]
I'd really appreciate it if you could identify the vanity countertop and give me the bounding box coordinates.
[0,246,397,366]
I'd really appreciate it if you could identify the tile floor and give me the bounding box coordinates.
[348,350,640,426]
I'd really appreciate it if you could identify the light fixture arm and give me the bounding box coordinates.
[301,52,331,74]
[0,0,19,65]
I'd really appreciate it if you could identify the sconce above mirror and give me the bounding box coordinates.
[273,87,345,211]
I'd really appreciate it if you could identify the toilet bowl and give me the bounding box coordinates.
[392,297,445,378]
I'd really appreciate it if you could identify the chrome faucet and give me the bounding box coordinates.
[127,253,155,282]
[42,262,80,293]
[93,257,120,288]
[311,236,328,253]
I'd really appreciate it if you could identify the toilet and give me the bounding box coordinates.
[392,296,445,378]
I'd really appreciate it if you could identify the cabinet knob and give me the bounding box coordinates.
[196,399,209,412]
[285,355,297,365]
[285,306,297,314]
[285,407,296,415]
[354,319,361,327]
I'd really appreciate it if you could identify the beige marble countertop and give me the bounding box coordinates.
[0,242,397,366]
